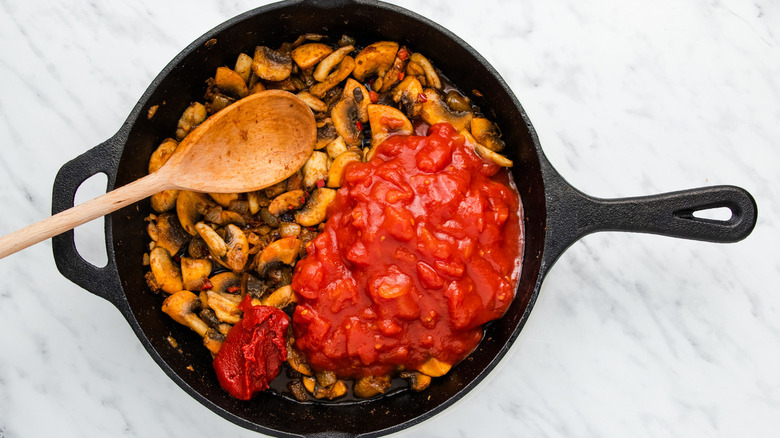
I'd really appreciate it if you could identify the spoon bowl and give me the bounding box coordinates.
[0,90,316,259]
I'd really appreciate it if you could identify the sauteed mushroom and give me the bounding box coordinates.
[291,43,334,70]
[352,41,398,81]
[420,88,472,131]
[252,45,293,82]
[149,247,184,294]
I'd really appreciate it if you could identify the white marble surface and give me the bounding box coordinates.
[0,0,778,437]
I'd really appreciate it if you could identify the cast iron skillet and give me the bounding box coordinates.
[50,0,758,436]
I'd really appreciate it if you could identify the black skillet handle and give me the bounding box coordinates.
[51,134,125,307]
[542,163,758,270]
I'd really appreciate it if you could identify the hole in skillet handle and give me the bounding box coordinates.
[51,134,125,307]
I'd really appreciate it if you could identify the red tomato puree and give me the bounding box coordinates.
[212,296,289,400]
[291,123,523,378]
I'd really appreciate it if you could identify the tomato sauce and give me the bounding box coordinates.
[291,123,523,378]
[212,296,289,400]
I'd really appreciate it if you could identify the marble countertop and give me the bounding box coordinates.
[1,0,778,437]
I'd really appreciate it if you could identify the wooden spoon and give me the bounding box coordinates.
[0,90,316,259]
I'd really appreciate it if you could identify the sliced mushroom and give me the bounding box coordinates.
[310,56,355,98]
[203,288,242,324]
[302,376,347,400]
[445,90,471,113]
[420,89,472,131]
[234,52,253,83]
[264,179,288,198]
[377,48,408,93]
[162,290,209,337]
[247,191,267,215]
[296,91,328,113]
[224,224,249,272]
[214,66,249,98]
[148,138,178,174]
[147,212,190,255]
[353,375,392,398]
[409,52,442,89]
[252,45,292,82]
[352,41,399,82]
[474,143,513,167]
[327,151,361,187]
[287,338,313,376]
[267,189,307,216]
[295,188,337,226]
[175,102,207,140]
[208,192,240,208]
[180,257,212,291]
[202,328,226,356]
[149,247,184,294]
[259,285,295,308]
[315,119,338,150]
[292,42,334,70]
[342,78,369,122]
[331,97,362,147]
[279,222,302,238]
[301,151,329,189]
[392,76,424,119]
[470,117,505,152]
[286,169,305,191]
[366,104,413,161]
[209,271,241,294]
[194,222,227,258]
[416,356,452,377]
[151,190,179,213]
[255,236,302,276]
[177,191,216,235]
[312,45,353,82]
[400,371,432,392]
[325,136,348,160]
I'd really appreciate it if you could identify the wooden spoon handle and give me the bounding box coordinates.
[0,172,169,259]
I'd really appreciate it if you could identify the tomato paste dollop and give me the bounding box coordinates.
[213,296,289,400]
[291,123,523,378]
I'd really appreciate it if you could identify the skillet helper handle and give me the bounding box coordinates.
[50,135,126,305]
[586,185,757,242]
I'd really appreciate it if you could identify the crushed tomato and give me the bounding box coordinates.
[291,123,523,378]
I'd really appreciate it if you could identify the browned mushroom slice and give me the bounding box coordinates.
[162,290,210,337]
[353,41,399,82]
[312,45,353,82]
[147,212,190,255]
[399,371,432,392]
[295,188,337,226]
[286,338,313,376]
[420,89,472,131]
[342,78,370,122]
[365,104,413,161]
[302,151,329,189]
[327,151,361,187]
[296,91,328,113]
[209,271,241,294]
[149,247,184,294]
[234,53,253,83]
[445,90,472,113]
[203,288,242,324]
[409,52,442,89]
[325,136,349,160]
[459,129,512,166]
[310,56,355,98]
[331,97,362,147]
[214,66,249,99]
[353,375,392,398]
[292,42,334,70]
[255,236,302,276]
[416,356,452,377]
[224,224,249,272]
[252,45,293,82]
[377,47,408,93]
[148,138,178,173]
[175,102,207,140]
[150,190,179,213]
[470,117,505,152]
[177,191,216,235]
[194,222,227,258]
[302,376,347,400]
[180,257,212,291]
[267,189,307,216]
[259,285,295,308]
[392,76,424,119]
[315,118,338,150]
[202,328,226,355]
[208,192,240,208]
